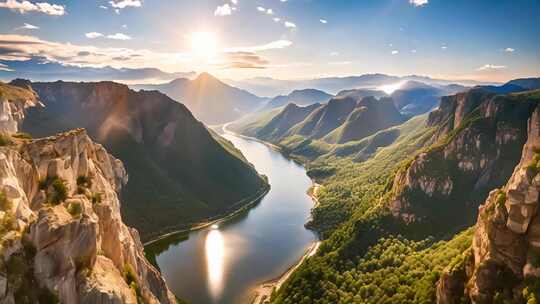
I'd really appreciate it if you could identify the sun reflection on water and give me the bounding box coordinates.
[205,227,225,301]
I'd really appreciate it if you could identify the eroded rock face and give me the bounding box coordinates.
[0,129,176,303]
[389,89,539,234]
[0,82,40,133]
[436,103,540,303]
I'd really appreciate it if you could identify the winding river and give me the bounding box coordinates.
[145,133,317,304]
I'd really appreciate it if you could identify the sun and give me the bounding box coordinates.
[191,31,218,59]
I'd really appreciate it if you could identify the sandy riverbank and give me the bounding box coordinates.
[249,241,321,304]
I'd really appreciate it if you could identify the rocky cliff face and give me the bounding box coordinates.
[0,129,176,303]
[437,94,540,304]
[388,90,540,234]
[0,81,40,133]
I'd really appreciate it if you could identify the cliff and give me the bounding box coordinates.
[389,89,540,235]
[437,92,540,303]
[0,128,176,303]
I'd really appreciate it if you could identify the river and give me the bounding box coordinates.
[145,133,317,304]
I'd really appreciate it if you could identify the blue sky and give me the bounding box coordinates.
[0,0,539,82]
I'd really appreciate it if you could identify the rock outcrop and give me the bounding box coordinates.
[389,89,540,234]
[0,81,40,133]
[0,129,176,303]
[436,94,540,303]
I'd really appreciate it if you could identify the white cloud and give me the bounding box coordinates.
[226,40,293,52]
[99,5,107,9]
[85,32,103,39]
[320,19,327,24]
[409,0,428,7]
[411,49,417,53]
[16,23,39,30]
[231,0,237,4]
[122,24,127,28]
[257,6,265,12]
[109,0,141,9]
[504,47,515,53]
[391,50,399,55]
[266,8,273,15]
[107,33,132,40]
[214,3,232,16]
[0,0,65,15]
[477,64,506,71]
[273,17,280,22]
[284,21,296,28]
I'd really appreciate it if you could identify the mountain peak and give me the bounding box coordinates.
[195,72,219,82]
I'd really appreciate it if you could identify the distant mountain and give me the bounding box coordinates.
[477,77,540,94]
[225,74,495,97]
[336,88,387,99]
[391,81,468,116]
[264,89,333,110]
[231,94,405,149]
[323,97,405,144]
[254,103,321,141]
[133,73,266,125]
[0,58,195,82]
[19,80,268,239]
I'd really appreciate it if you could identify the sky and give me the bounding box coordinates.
[0,0,539,82]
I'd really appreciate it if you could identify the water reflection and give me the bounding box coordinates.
[206,227,225,301]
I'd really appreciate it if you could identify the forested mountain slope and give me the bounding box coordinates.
[17,80,268,240]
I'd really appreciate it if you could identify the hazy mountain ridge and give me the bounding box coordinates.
[226,73,495,97]
[0,58,195,83]
[16,79,268,239]
[263,88,333,110]
[132,72,266,125]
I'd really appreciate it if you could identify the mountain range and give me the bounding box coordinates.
[225,74,497,97]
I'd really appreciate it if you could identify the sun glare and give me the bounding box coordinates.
[191,31,218,59]
[378,81,406,94]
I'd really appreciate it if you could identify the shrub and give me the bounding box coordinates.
[49,178,68,205]
[91,192,102,204]
[12,132,32,140]
[76,175,91,188]
[0,190,12,211]
[67,202,82,218]
[0,133,12,146]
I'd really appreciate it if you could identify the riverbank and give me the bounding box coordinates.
[249,241,321,304]
[143,185,270,247]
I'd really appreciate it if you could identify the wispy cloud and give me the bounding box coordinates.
[0,62,13,71]
[391,50,399,55]
[16,23,39,30]
[0,0,65,15]
[409,0,428,7]
[320,19,327,24]
[107,33,132,40]
[215,3,232,16]
[220,51,269,69]
[226,40,292,52]
[477,64,506,71]
[504,47,515,53]
[0,34,189,71]
[329,61,352,65]
[330,51,339,56]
